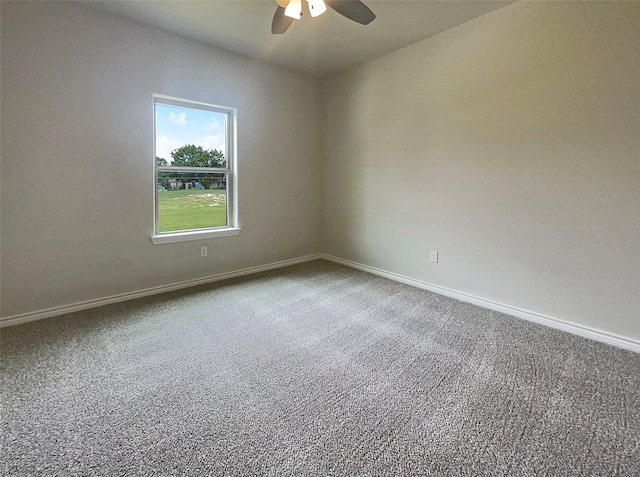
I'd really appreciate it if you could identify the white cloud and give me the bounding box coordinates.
[156,135,183,162]
[204,117,223,131]
[169,111,186,126]
[199,134,226,155]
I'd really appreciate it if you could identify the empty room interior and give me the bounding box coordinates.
[1,0,639,475]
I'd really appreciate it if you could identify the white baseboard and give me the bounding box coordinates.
[0,254,323,328]
[321,254,640,354]
[3,252,638,354]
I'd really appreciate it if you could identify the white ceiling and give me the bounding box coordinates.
[89,0,513,77]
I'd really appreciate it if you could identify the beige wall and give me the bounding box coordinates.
[2,2,639,344]
[1,2,323,316]
[323,2,640,340]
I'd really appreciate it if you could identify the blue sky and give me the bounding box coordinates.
[155,104,226,164]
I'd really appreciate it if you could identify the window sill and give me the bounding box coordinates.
[151,227,241,245]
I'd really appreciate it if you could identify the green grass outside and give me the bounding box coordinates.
[158,189,227,232]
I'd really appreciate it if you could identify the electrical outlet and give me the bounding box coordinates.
[430,250,438,263]
[200,246,208,257]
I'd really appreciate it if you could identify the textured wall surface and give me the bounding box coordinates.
[2,2,639,344]
[322,2,640,340]
[1,1,323,317]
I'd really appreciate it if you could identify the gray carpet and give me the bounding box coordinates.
[1,260,639,476]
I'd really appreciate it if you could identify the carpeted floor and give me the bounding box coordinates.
[1,260,639,476]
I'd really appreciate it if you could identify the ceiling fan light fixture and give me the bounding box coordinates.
[272,0,375,35]
[307,0,327,18]
[284,0,302,20]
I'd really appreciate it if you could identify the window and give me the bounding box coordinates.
[151,95,239,244]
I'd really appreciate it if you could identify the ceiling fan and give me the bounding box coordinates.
[271,0,376,34]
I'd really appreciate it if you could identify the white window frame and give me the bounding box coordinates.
[151,94,240,244]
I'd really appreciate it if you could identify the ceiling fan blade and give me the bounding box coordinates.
[271,5,294,34]
[325,0,376,25]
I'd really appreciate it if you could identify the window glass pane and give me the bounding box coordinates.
[155,104,227,168]
[157,171,227,232]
